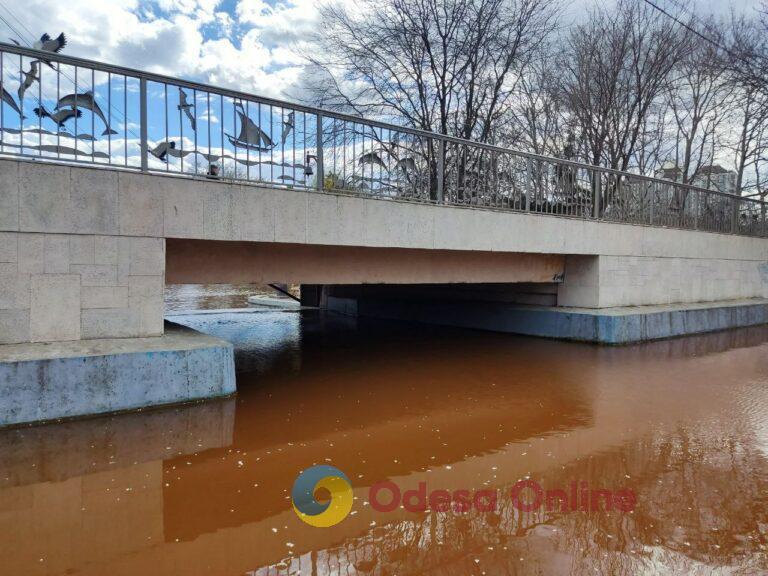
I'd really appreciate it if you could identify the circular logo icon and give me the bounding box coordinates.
[292,465,353,527]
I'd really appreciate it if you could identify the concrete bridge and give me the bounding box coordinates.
[0,42,767,425]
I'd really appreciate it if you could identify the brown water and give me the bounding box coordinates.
[1,306,767,575]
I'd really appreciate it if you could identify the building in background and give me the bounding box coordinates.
[656,163,738,195]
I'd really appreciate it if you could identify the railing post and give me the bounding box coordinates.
[731,196,739,234]
[648,182,654,225]
[593,169,600,219]
[693,189,698,230]
[139,77,148,172]
[525,157,532,211]
[316,113,324,190]
[436,138,445,204]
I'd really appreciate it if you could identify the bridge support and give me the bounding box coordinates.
[321,290,768,344]
[0,322,235,427]
[0,161,236,427]
[313,275,768,344]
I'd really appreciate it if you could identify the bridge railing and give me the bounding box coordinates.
[0,42,765,238]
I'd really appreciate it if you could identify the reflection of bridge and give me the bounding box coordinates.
[0,43,767,425]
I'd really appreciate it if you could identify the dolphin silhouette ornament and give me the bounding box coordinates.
[55,91,117,135]
[359,151,387,170]
[150,141,176,162]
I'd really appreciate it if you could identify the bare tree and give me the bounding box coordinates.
[724,2,768,99]
[631,99,672,176]
[665,28,732,185]
[722,16,768,201]
[506,56,567,157]
[302,0,559,142]
[559,0,690,171]
[733,88,768,197]
[295,0,768,210]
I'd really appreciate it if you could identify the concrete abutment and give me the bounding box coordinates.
[0,323,235,427]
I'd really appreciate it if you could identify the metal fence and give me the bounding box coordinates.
[0,42,766,238]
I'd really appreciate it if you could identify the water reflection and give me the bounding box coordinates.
[165,283,286,312]
[0,312,767,575]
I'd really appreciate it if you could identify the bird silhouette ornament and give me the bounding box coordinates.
[30,33,66,69]
[178,88,196,131]
[281,111,294,146]
[33,105,81,128]
[18,61,39,101]
[0,82,25,118]
[33,33,66,53]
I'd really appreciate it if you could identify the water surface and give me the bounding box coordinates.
[1,307,767,575]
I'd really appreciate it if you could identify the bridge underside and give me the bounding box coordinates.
[165,239,565,285]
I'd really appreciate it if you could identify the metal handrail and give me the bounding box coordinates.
[0,41,765,238]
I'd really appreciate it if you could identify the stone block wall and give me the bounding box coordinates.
[0,158,166,344]
[0,232,164,344]
[558,254,768,308]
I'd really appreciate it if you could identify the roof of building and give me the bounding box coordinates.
[697,164,731,176]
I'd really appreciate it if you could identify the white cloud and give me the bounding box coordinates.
[193,31,302,97]
[0,0,318,99]
[0,0,762,105]
[237,0,318,44]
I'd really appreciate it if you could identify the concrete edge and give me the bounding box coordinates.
[0,321,231,363]
[339,297,768,345]
[0,322,237,427]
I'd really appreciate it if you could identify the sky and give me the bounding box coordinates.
[0,0,763,103]
[0,0,323,100]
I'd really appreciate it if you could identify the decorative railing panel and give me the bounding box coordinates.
[0,42,765,238]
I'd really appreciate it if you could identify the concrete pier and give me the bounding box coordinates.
[0,322,235,427]
[321,285,768,344]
